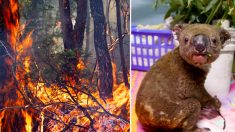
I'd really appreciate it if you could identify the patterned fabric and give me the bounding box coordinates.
[131,70,235,132]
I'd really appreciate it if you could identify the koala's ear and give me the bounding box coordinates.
[172,24,188,40]
[219,28,231,44]
[172,24,184,39]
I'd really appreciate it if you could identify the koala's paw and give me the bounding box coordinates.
[212,96,221,110]
[205,96,221,111]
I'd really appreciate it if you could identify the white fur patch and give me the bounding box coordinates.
[144,104,154,119]
[159,111,165,115]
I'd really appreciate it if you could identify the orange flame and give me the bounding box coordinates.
[0,0,34,131]
[22,110,32,132]
[0,111,4,128]
[4,0,20,51]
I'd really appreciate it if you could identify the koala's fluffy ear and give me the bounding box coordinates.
[172,24,184,39]
[219,28,231,44]
[172,24,188,40]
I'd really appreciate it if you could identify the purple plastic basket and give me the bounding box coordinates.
[131,26,175,71]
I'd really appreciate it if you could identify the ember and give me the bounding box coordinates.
[0,0,130,131]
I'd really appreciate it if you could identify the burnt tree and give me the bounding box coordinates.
[59,0,88,50]
[0,0,6,110]
[74,0,87,49]
[0,0,6,87]
[0,1,4,41]
[121,0,129,34]
[26,0,42,40]
[90,0,113,99]
[115,0,129,87]
[85,0,90,62]
[59,0,74,49]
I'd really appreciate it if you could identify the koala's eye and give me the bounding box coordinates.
[184,37,189,43]
[212,38,216,43]
[211,38,217,47]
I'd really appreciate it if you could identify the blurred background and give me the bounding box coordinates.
[131,0,168,25]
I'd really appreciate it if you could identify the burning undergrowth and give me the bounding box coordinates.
[14,49,130,131]
[15,49,130,131]
[0,0,130,131]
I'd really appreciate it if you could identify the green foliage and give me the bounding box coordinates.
[154,0,235,26]
[63,49,77,58]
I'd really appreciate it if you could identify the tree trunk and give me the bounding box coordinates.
[25,0,41,46]
[0,0,7,101]
[90,0,113,99]
[74,0,87,49]
[121,0,130,34]
[0,1,5,42]
[59,0,74,49]
[106,0,113,46]
[0,0,7,85]
[115,0,129,87]
[84,0,90,62]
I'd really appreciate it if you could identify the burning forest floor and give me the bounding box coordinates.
[0,39,130,131]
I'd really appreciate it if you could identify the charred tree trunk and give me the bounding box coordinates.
[26,0,41,37]
[0,0,6,87]
[115,0,129,87]
[0,0,7,104]
[25,0,39,29]
[120,0,129,34]
[106,0,113,46]
[90,0,113,99]
[59,0,74,49]
[84,0,90,62]
[0,1,5,42]
[74,0,87,49]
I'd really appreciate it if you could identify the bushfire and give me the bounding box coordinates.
[0,0,129,131]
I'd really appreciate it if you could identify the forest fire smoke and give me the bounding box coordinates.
[0,0,129,131]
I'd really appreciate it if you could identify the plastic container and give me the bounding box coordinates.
[131,26,174,71]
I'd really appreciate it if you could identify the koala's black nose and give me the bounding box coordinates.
[193,34,208,53]
[195,44,206,52]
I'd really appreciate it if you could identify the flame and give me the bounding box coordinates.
[76,58,85,70]
[0,0,34,131]
[0,111,4,128]
[4,0,20,50]
[22,110,32,132]
[38,62,130,131]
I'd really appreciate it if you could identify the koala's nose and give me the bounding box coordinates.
[195,44,206,52]
[193,34,208,53]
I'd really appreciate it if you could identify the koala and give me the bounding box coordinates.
[135,24,231,132]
